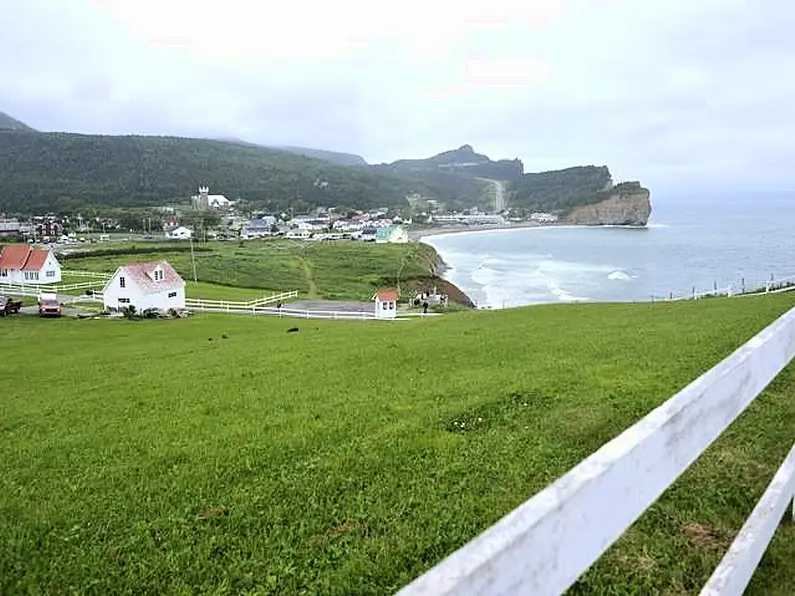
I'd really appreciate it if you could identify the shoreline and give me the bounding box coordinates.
[409,221,649,242]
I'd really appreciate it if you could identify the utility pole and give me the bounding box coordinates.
[189,236,198,282]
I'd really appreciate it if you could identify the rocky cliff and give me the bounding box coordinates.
[563,186,652,226]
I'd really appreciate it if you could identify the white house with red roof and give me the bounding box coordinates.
[372,288,399,319]
[0,244,62,284]
[102,261,185,312]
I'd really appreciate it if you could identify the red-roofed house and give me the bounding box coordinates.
[0,244,62,284]
[372,288,399,319]
[102,261,185,312]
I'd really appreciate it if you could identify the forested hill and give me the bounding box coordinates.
[0,123,649,216]
[0,110,35,132]
[386,144,524,181]
[506,166,651,217]
[0,131,477,214]
[275,146,367,166]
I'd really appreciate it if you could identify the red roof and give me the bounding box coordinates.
[21,249,50,271]
[0,244,32,269]
[112,261,184,294]
[0,245,55,271]
[374,289,399,301]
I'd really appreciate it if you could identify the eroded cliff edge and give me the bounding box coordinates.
[563,183,652,226]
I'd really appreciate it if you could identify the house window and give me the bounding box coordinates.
[119,276,126,288]
[46,270,56,278]
[118,298,130,304]
[154,269,163,281]
[168,291,177,298]
[389,301,394,310]
[33,272,39,281]
[0,269,6,277]
[382,302,388,310]
[24,271,39,281]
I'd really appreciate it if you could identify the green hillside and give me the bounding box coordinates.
[275,145,367,166]
[0,131,451,214]
[387,144,524,181]
[2,294,794,593]
[0,110,35,132]
[508,165,613,213]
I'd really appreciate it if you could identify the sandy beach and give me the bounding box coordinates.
[409,221,551,241]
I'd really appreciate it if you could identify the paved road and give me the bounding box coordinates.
[492,179,506,212]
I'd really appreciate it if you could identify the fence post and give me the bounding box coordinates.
[306,309,310,319]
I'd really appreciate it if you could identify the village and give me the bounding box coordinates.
[0,186,559,245]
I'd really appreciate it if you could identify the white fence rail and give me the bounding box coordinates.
[654,273,795,302]
[189,305,376,320]
[398,305,795,596]
[185,290,299,311]
[62,269,112,280]
[0,280,104,295]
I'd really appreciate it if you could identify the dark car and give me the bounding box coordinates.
[0,296,22,316]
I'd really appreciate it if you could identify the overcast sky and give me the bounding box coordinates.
[2,0,793,193]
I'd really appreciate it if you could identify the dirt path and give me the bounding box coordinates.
[298,257,319,298]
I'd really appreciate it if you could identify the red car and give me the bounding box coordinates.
[38,298,62,317]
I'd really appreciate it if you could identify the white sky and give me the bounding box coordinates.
[2,0,794,193]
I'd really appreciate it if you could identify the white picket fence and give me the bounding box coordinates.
[398,305,795,595]
[185,290,299,312]
[0,280,104,296]
[62,269,113,280]
[654,273,795,302]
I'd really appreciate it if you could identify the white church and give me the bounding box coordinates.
[191,186,231,209]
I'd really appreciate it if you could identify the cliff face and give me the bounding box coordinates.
[563,188,652,226]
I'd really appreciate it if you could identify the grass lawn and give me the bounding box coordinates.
[3,295,795,594]
[60,240,442,302]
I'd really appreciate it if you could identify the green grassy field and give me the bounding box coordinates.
[3,295,795,594]
[60,240,441,302]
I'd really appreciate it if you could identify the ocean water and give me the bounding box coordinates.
[423,193,795,308]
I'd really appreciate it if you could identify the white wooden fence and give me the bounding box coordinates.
[185,290,299,312]
[655,273,795,302]
[0,280,103,296]
[398,305,795,596]
[62,269,112,280]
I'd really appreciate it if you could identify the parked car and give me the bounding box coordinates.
[38,292,62,317]
[0,296,22,316]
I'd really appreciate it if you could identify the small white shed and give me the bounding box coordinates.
[373,289,399,319]
[102,261,186,312]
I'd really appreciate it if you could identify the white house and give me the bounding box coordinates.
[169,226,193,240]
[0,244,62,284]
[102,261,186,312]
[373,289,398,319]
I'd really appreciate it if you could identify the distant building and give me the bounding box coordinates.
[375,225,409,244]
[0,219,21,238]
[373,288,399,319]
[102,261,185,312]
[191,186,230,209]
[169,226,193,240]
[0,244,62,284]
[241,217,277,238]
[530,213,558,223]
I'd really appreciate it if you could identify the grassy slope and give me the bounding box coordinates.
[3,295,795,594]
[62,240,442,301]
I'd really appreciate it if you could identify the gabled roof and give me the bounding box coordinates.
[373,289,399,301]
[107,261,184,295]
[21,249,50,271]
[0,245,56,271]
[0,244,32,269]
